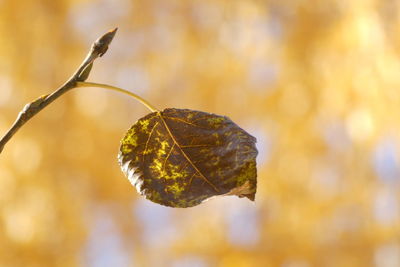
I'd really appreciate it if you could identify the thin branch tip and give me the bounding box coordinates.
[0,29,119,154]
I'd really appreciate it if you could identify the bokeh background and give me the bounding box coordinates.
[0,0,399,266]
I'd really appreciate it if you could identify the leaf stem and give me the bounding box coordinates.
[76,82,158,112]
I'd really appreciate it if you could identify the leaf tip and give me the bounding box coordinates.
[242,193,256,201]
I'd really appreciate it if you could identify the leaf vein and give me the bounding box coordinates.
[162,143,175,172]
[162,116,211,130]
[158,112,220,192]
[142,121,159,164]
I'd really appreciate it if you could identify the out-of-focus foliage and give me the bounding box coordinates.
[119,108,258,208]
[0,0,399,266]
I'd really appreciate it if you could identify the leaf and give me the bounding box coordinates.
[118,108,258,208]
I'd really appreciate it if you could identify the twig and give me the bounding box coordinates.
[0,28,118,154]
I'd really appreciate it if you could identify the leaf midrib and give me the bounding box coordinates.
[157,111,219,192]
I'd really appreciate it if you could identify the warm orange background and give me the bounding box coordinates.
[0,1,399,266]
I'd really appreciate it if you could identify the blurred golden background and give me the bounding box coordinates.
[0,0,399,266]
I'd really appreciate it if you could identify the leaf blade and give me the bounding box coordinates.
[119,108,258,208]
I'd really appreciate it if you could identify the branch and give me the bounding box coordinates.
[0,28,118,154]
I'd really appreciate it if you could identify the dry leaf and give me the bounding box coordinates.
[119,108,258,208]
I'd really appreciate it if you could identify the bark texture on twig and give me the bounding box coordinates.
[0,28,118,154]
